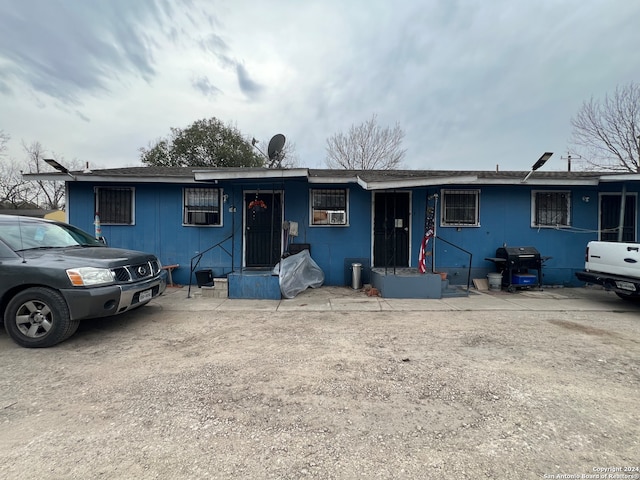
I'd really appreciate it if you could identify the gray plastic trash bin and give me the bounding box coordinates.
[351,263,362,289]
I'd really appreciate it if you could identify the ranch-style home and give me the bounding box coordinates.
[27,166,640,298]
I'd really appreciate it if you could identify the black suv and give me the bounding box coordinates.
[0,214,167,348]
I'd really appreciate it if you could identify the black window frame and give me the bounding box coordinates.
[441,189,480,227]
[95,187,135,225]
[183,187,222,227]
[310,188,348,226]
[531,190,571,228]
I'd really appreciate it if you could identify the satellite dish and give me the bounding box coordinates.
[267,134,286,161]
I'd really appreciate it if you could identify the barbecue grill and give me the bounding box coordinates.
[485,246,547,292]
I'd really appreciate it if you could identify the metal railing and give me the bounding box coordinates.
[434,236,473,293]
[187,234,233,298]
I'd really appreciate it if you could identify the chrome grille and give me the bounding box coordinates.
[112,267,131,282]
[111,260,158,283]
[131,262,150,279]
[150,259,161,275]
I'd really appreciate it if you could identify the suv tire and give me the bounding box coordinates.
[4,287,79,348]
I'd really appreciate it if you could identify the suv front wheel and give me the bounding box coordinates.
[4,287,80,348]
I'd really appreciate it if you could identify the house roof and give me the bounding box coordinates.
[22,166,628,188]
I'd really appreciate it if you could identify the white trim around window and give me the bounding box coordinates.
[310,188,349,226]
[531,190,571,228]
[440,189,480,227]
[183,187,223,227]
[95,186,135,225]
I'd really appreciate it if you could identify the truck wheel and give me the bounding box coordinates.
[4,287,79,348]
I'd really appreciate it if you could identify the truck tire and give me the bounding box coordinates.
[4,287,79,348]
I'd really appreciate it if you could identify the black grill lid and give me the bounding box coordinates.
[496,246,540,257]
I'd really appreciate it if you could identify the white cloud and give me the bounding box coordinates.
[1,0,639,171]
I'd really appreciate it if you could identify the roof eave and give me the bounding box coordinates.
[308,175,359,184]
[193,168,309,181]
[357,175,479,190]
[598,173,640,182]
[479,178,601,186]
[22,173,198,183]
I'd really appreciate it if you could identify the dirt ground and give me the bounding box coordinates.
[1,287,639,480]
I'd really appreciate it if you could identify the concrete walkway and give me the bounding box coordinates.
[154,284,640,313]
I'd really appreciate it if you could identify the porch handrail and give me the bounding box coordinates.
[187,233,233,298]
[434,236,473,293]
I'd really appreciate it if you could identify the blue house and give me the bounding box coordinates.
[30,166,640,298]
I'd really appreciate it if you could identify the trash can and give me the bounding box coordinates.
[351,263,362,289]
[487,272,502,291]
[195,269,214,287]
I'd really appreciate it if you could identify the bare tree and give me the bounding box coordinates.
[23,141,67,209]
[0,131,33,208]
[325,114,406,170]
[0,159,36,208]
[570,82,640,172]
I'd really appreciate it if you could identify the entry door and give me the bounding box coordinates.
[373,192,410,267]
[600,194,636,242]
[245,192,282,267]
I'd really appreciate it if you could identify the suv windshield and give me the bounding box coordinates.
[0,219,104,251]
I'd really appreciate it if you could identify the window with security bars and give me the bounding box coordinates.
[95,187,134,224]
[441,190,479,226]
[532,191,570,227]
[311,189,347,225]
[183,188,221,226]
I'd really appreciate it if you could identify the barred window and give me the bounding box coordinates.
[184,188,221,226]
[95,187,134,225]
[441,190,479,226]
[311,189,347,225]
[532,191,570,227]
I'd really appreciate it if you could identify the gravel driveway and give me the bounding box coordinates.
[1,287,639,479]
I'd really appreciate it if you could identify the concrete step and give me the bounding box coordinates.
[441,284,471,298]
[201,278,228,298]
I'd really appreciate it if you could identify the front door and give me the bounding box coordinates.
[245,192,282,267]
[373,192,410,267]
[600,193,636,242]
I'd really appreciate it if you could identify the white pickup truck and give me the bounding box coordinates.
[575,241,640,300]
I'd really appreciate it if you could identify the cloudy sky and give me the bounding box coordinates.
[1,0,639,172]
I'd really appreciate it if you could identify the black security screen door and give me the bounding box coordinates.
[245,192,282,267]
[600,194,636,242]
[373,192,410,268]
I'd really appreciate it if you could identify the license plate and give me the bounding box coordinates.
[139,289,153,302]
[615,281,636,291]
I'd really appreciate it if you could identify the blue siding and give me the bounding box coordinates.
[283,181,372,285]
[67,179,639,289]
[421,185,604,286]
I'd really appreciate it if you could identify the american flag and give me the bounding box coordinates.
[418,227,434,274]
[418,205,435,274]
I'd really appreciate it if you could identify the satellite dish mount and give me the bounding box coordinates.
[267,134,286,168]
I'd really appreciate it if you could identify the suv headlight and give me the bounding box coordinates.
[67,267,115,286]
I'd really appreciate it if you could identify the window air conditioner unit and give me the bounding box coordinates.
[327,211,345,225]
[190,211,209,225]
